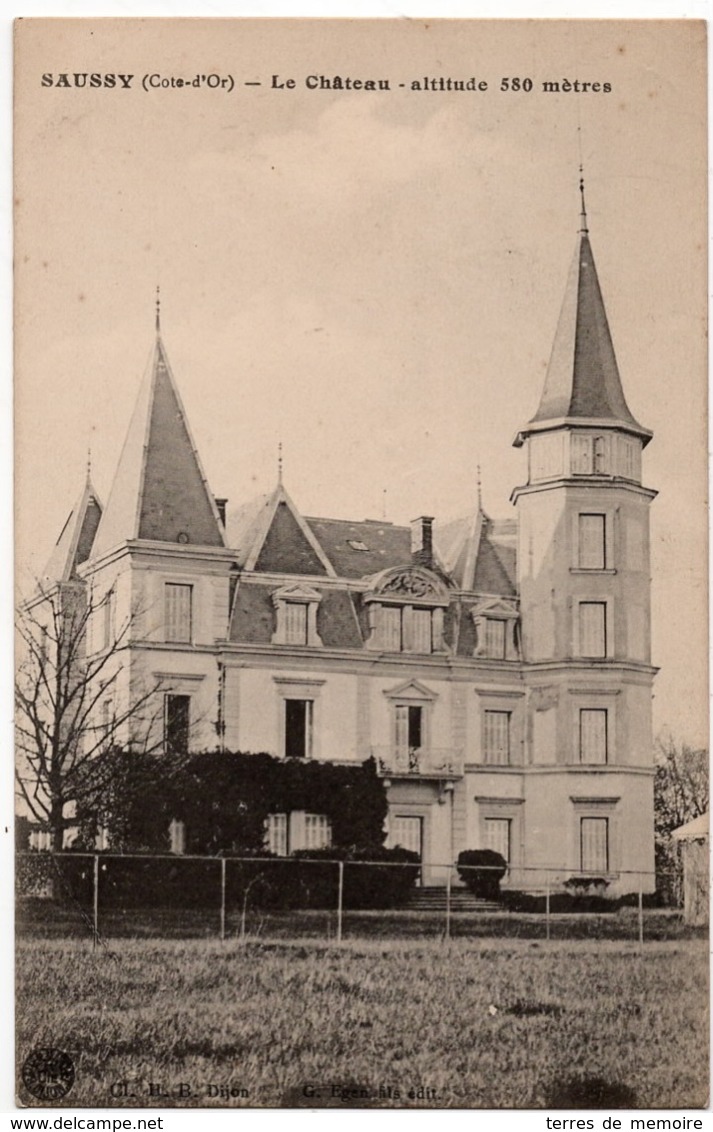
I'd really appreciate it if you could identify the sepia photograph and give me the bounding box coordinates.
[13,16,709,1115]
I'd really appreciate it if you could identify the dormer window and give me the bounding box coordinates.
[284,601,308,645]
[471,598,519,661]
[364,566,449,655]
[272,584,323,647]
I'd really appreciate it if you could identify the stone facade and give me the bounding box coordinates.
[41,203,657,894]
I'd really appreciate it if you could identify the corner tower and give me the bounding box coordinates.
[511,181,657,891]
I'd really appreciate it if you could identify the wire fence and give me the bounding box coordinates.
[16,851,708,948]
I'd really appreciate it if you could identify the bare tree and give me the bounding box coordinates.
[15,580,166,851]
[654,734,709,902]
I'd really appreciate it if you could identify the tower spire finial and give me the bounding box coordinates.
[277,441,283,485]
[477,463,482,511]
[578,164,589,235]
[155,284,161,334]
[86,445,92,484]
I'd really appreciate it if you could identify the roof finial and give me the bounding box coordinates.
[477,463,482,511]
[86,445,92,484]
[382,488,387,520]
[277,441,283,485]
[155,284,161,334]
[579,163,589,235]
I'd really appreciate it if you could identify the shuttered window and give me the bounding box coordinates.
[484,818,511,862]
[484,618,506,658]
[304,814,332,850]
[580,709,608,764]
[284,602,308,645]
[581,817,609,873]
[578,514,606,570]
[571,435,593,475]
[380,606,402,651]
[484,710,511,765]
[102,588,116,649]
[579,602,607,657]
[165,583,192,643]
[412,609,432,653]
[266,813,288,857]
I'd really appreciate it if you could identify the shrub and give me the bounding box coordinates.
[456,849,507,900]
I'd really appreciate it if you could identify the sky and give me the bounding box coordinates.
[13,18,708,746]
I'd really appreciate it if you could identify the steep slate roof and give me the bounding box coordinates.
[517,210,651,447]
[92,335,226,559]
[435,511,517,595]
[306,517,412,579]
[42,477,103,585]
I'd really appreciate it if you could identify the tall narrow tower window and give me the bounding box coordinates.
[165,583,193,643]
[578,514,606,570]
[578,602,607,658]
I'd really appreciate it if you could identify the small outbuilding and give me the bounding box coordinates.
[672,812,709,926]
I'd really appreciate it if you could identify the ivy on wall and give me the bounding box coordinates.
[76,750,389,855]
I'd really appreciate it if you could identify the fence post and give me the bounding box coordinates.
[336,860,344,944]
[220,857,227,942]
[545,871,551,942]
[92,854,99,948]
[444,865,452,942]
[638,882,644,949]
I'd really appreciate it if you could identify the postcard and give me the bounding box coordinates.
[13,17,708,1115]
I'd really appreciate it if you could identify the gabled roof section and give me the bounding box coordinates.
[42,477,103,585]
[516,205,652,448]
[92,335,226,558]
[238,483,336,577]
[435,510,517,596]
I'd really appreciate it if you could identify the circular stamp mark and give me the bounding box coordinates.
[22,1047,75,1102]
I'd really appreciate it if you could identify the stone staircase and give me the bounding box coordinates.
[405,885,501,913]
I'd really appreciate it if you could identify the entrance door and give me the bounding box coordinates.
[391,815,423,883]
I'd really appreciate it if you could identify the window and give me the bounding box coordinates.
[266,813,288,856]
[571,435,593,475]
[484,618,506,659]
[580,817,609,873]
[580,709,608,764]
[284,601,308,645]
[579,602,607,658]
[101,699,113,744]
[484,817,511,862]
[102,588,116,649]
[165,583,192,643]
[165,693,190,754]
[271,585,323,647]
[381,606,403,651]
[593,436,608,474]
[484,710,511,765]
[285,699,313,759]
[304,814,332,850]
[169,819,186,855]
[395,704,423,752]
[412,608,433,654]
[578,514,606,570]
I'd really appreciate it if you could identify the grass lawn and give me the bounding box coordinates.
[16,935,708,1110]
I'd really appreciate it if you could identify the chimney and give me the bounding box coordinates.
[411,516,434,569]
[214,497,228,526]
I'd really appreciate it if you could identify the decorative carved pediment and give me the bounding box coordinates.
[365,566,449,603]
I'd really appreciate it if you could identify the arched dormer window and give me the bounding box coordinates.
[363,566,450,655]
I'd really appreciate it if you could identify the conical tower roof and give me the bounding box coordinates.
[516,190,652,448]
[42,475,103,585]
[92,330,226,559]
